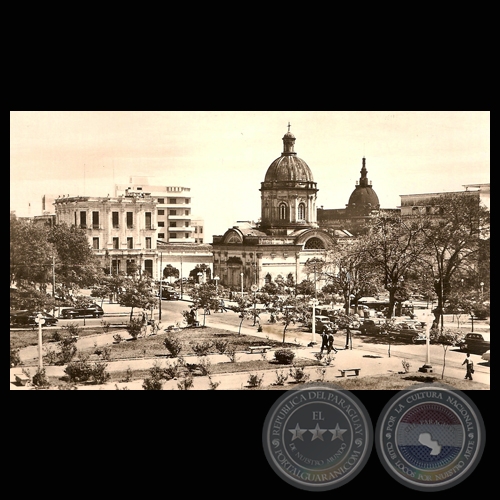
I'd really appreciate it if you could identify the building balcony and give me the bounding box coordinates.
[168,237,196,244]
[168,214,191,220]
[168,226,194,232]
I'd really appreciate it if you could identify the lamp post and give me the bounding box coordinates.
[240,272,244,298]
[311,298,318,345]
[418,309,433,373]
[480,281,484,301]
[35,313,45,371]
[214,275,220,294]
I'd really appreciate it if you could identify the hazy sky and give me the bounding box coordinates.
[10,111,490,239]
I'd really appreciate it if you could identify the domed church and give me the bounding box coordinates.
[211,125,341,290]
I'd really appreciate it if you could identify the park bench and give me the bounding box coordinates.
[15,373,31,386]
[339,368,361,377]
[248,345,272,354]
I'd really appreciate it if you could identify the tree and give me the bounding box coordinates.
[189,263,211,282]
[10,216,54,289]
[415,193,490,330]
[429,328,462,379]
[163,264,180,281]
[232,296,253,335]
[361,213,427,318]
[10,283,56,312]
[48,223,101,296]
[189,283,219,327]
[118,276,157,321]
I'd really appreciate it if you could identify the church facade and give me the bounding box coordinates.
[211,127,342,290]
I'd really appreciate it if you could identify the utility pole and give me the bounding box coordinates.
[52,255,56,317]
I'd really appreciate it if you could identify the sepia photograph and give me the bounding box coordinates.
[10,111,490,392]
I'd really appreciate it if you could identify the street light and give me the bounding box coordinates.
[311,298,318,345]
[240,272,244,298]
[35,313,45,371]
[214,275,220,294]
[480,282,484,300]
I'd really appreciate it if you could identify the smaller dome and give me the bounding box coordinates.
[347,186,380,212]
[283,131,295,140]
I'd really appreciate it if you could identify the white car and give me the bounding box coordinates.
[481,350,490,363]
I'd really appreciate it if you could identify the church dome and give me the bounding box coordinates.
[264,126,314,183]
[264,155,314,183]
[346,157,380,215]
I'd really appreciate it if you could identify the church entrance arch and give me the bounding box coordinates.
[225,256,244,288]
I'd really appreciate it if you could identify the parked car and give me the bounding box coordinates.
[10,310,58,327]
[161,289,180,300]
[60,304,104,319]
[307,315,333,333]
[457,333,490,354]
[359,319,385,335]
[387,322,426,343]
[481,350,490,363]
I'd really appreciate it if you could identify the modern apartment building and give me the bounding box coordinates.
[114,177,201,244]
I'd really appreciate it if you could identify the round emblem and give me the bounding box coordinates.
[262,384,373,491]
[375,386,486,491]
[250,284,259,292]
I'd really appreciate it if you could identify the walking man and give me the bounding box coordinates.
[327,328,338,354]
[320,331,329,355]
[462,353,474,380]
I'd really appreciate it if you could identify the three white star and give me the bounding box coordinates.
[287,423,348,442]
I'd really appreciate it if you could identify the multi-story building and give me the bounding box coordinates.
[114,177,200,244]
[54,193,158,277]
[191,215,205,243]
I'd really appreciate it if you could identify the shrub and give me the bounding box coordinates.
[401,359,411,373]
[163,359,184,380]
[197,357,213,376]
[43,345,59,365]
[316,366,327,382]
[289,364,310,384]
[126,317,144,340]
[121,367,133,383]
[91,361,110,384]
[64,359,93,383]
[225,345,238,363]
[191,340,213,356]
[52,330,63,342]
[163,334,182,357]
[60,336,78,364]
[101,320,111,334]
[208,376,220,390]
[143,377,163,390]
[32,367,49,388]
[113,333,123,343]
[273,369,289,386]
[177,374,194,390]
[213,339,229,354]
[274,349,295,365]
[247,373,264,388]
[10,344,21,368]
[62,322,82,337]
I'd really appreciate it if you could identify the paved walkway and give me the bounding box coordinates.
[11,298,490,390]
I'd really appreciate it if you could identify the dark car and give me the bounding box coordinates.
[60,304,104,319]
[387,322,426,343]
[359,319,384,335]
[457,333,490,354]
[10,310,58,327]
[161,289,180,300]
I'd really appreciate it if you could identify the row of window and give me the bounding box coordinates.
[156,198,190,205]
[279,203,306,220]
[77,210,194,229]
[93,237,153,250]
[158,209,190,216]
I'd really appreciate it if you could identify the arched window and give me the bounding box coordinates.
[279,203,287,220]
[298,203,305,220]
[265,273,272,284]
[304,237,325,249]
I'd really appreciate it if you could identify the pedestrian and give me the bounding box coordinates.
[320,331,329,355]
[219,299,227,313]
[327,328,337,354]
[462,353,474,380]
[205,305,211,315]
